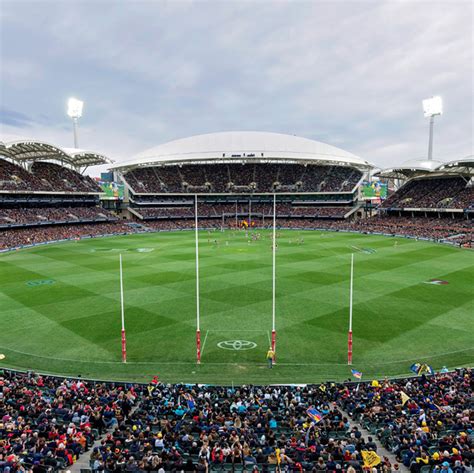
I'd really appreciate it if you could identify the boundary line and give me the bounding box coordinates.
[0,346,472,366]
[210,329,266,332]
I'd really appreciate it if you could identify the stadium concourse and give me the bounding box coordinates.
[0,368,472,472]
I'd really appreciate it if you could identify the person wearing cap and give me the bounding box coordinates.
[154,432,164,449]
[439,461,453,473]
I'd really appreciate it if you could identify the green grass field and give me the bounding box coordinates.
[0,229,472,384]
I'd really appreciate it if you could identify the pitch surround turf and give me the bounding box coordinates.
[0,229,472,384]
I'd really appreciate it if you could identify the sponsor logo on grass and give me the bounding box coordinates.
[91,248,120,252]
[350,246,376,254]
[91,248,154,253]
[217,340,257,351]
[26,279,55,287]
[424,279,449,285]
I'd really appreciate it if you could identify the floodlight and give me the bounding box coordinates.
[422,96,443,160]
[67,98,84,119]
[67,97,84,148]
[422,96,443,117]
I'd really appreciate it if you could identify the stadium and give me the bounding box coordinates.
[0,129,473,471]
[1,130,472,380]
[1,1,473,470]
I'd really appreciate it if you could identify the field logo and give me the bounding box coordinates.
[424,279,449,285]
[91,248,120,252]
[217,340,257,351]
[350,246,376,254]
[26,279,55,287]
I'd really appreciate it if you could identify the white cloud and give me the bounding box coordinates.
[1,0,472,174]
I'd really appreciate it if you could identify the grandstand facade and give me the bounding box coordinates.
[378,157,474,217]
[111,131,372,228]
[0,133,472,249]
[0,137,127,249]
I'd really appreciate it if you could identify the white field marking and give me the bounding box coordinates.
[210,329,265,332]
[200,330,209,357]
[0,346,472,366]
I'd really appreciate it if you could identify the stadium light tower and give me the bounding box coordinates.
[422,96,442,160]
[67,97,84,148]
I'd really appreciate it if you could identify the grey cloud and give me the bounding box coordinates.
[0,0,472,171]
[0,108,34,128]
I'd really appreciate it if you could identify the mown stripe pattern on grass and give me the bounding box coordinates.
[0,230,472,384]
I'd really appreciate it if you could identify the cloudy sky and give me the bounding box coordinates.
[1,0,472,173]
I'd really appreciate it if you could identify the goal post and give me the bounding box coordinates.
[119,253,127,363]
[194,194,201,364]
[192,193,279,365]
[348,253,354,365]
[271,193,277,358]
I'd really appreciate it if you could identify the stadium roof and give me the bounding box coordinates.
[111,131,372,171]
[376,158,445,179]
[437,155,474,176]
[0,136,113,167]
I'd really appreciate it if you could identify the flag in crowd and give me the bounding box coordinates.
[410,363,434,375]
[306,407,323,424]
[400,391,410,406]
[182,392,195,410]
[361,450,382,468]
[351,369,362,379]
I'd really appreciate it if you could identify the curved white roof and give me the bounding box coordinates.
[438,155,474,176]
[377,158,445,179]
[396,158,444,171]
[112,131,371,170]
[0,134,113,167]
[438,155,474,168]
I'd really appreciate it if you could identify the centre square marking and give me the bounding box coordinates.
[217,340,257,351]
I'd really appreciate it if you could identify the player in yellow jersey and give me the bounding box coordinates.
[266,347,275,368]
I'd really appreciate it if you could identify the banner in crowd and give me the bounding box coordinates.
[361,450,382,468]
[351,369,363,379]
[306,407,323,423]
[410,363,434,375]
[401,391,410,406]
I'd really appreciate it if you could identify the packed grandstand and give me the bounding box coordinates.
[0,368,472,472]
[0,132,472,251]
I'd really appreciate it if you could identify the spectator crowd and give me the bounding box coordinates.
[133,205,352,220]
[123,164,362,195]
[0,368,471,472]
[0,207,116,227]
[0,222,132,250]
[1,215,472,251]
[382,178,474,211]
[0,159,101,193]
